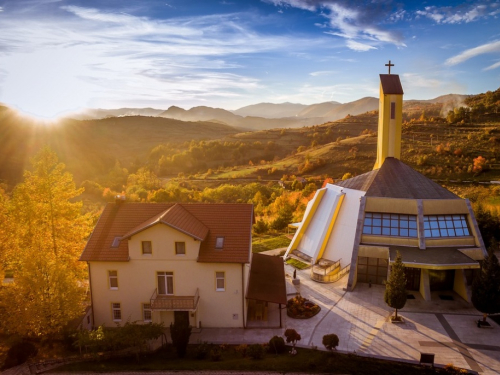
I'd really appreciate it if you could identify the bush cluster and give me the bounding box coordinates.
[248,344,265,359]
[268,336,286,354]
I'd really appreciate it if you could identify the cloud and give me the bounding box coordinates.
[264,0,406,48]
[388,10,406,23]
[484,61,500,71]
[0,4,330,117]
[445,40,500,66]
[401,73,441,88]
[416,4,493,24]
[309,70,336,76]
[346,40,376,52]
[264,0,317,12]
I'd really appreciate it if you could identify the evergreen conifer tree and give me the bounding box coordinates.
[384,251,407,320]
[170,319,192,358]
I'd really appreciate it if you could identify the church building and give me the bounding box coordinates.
[284,65,486,302]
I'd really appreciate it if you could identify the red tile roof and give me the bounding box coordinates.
[80,203,253,263]
[121,204,209,241]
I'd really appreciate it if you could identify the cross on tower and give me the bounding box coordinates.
[385,60,394,74]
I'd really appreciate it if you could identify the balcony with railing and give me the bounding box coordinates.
[150,288,200,311]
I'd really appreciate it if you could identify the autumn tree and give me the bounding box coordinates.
[384,251,407,321]
[473,156,486,174]
[0,147,92,338]
[0,188,15,279]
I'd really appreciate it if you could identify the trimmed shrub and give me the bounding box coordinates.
[248,343,264,360]
[268,336,286,354]
[322,334,340,351]
[2,341,38,370]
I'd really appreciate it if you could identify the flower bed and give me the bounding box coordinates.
[287,295,321,319]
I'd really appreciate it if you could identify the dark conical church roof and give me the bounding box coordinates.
[335,157,459,199]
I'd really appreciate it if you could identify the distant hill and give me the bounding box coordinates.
[68,107,166,120]
[297,101,342,118]
[0,109,238,185]
[428,94,469,105]
[159,105,317,131]
[159,106,242,126]
[322,97,379,121]
[232,102,307,118]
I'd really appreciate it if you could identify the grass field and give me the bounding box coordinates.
[252,234,291,253]
[285,258,310,270]
[55,345,446,375]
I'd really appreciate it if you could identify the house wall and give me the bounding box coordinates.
[89,224,246,328]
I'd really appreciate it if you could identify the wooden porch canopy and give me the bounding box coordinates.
[246,253,287,305]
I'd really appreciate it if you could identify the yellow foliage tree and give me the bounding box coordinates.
[0,147,92,338]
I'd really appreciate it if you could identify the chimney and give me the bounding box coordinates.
[115,194,126,204]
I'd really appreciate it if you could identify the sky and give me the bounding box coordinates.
[0,0,499,119]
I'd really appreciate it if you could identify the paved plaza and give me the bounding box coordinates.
[188,262,500,375]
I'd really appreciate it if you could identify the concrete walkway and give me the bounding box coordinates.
[188,264,500,375]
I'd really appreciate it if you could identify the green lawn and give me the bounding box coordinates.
[285,258,309,270]
[252,235,291,253]
[55,345,447,374]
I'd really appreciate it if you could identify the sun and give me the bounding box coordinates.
[7,104,78,124]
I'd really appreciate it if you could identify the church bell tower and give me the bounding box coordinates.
[373,61,404,170]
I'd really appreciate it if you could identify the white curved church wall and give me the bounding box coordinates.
[322,185,365,268]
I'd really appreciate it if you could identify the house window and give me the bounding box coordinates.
[215,237,224,249]
[423,215,470,238]
[363,213,418,237]
[175,242,186,255]
[109,270,118,289]
[143,303,152,322]
[216,272,225,291]
[112,303,121,321]
[157,272,174,295]
[390,102,396,119]
[111,237,121,248]
[142,241,152,255]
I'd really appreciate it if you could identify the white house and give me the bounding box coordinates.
[80,201,254,328]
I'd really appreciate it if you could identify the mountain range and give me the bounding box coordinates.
[69,94,467,131]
